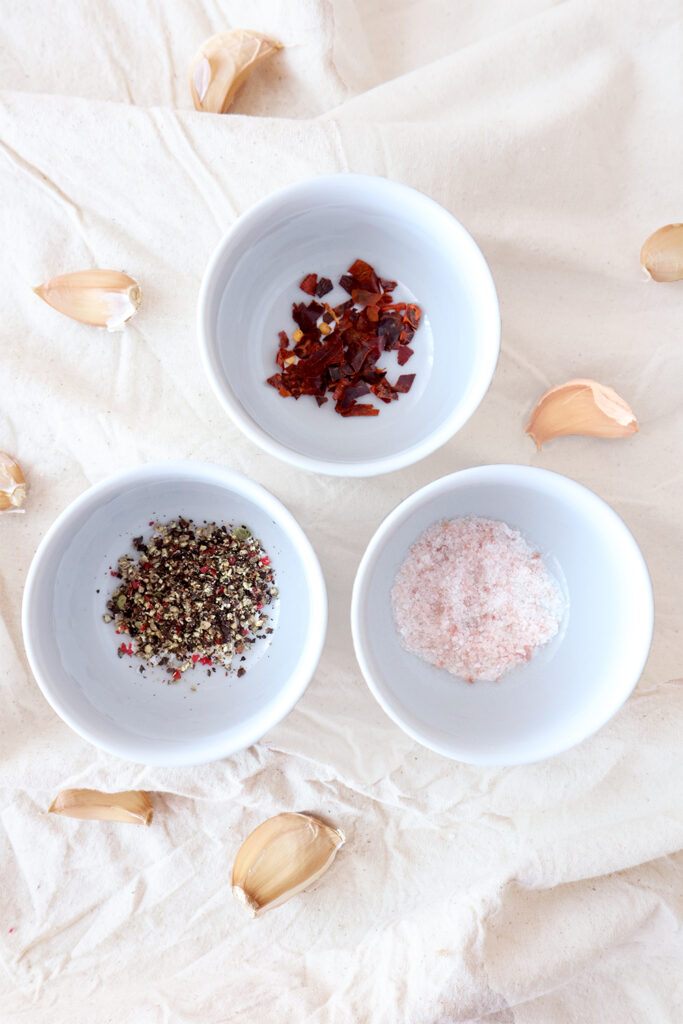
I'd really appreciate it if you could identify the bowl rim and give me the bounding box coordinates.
[198,172,501,477]
[21,460,328,766]
[350,464,654,765]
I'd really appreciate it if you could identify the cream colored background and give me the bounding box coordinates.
[1,2,682,1021]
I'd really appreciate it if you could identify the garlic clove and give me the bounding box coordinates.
[189,29,282,114]
[232,812,344,917]
[0,452,26,511]
[49,789,153,825]
[640,224,683,282]
[34,270,142,331]
[525,378,638,451]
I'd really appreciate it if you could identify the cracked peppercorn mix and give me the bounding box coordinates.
[104,517,278,681]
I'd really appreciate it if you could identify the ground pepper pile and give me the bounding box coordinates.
[267,259,422,417]
[104,518,278,682]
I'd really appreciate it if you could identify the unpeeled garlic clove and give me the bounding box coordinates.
[49,789,153,825]
[525,378,638,451]
[34,270,142,331]
[232,812,344,917]
[0,452,26,511]
[640,224,683,282]
[189,29,282,114]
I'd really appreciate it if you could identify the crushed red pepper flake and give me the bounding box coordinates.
[267,259,422,417]
[314,276,333,298]
[299,272,318,295]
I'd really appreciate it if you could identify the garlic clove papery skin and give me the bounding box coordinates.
[525,378,638,451]
[189,29,282,114]
[34,270,142,330]
[48,789,154,825]
[0,452,26,511]
[640,224,683,282]
[232,812,345,917]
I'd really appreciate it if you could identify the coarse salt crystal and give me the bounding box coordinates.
[391,516,565,682]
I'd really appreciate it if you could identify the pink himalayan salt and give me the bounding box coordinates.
[391,516,564,682]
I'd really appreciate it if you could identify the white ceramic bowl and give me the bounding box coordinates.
[351,466,653,765]
[199,173,500,476]
[22,463,327,766]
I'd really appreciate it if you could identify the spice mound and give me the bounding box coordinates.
[105,518,278,682]
[267,259,422,417]
[391,517,565,682]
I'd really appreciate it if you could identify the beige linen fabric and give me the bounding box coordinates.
[1,2,682,1021]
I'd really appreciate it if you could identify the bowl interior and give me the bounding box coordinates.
[24,468,324,765]
[202,176,499,470]
[353,469,653,764]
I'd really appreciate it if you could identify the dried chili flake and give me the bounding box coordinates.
[351,288,382,307]
[299,273,318,295]
[371,378,396,404]
[393,374,416,393]
[292,302,324,336]
[315,276,333,298]
[340,402,379,417]
[348,259,381,293]
[266,259,424,418]
[406,304,422,329]
[338,274,356,294]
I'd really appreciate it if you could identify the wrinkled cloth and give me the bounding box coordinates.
[1,2,682,1021]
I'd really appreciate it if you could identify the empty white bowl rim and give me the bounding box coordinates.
[22,461,328,765]
[198,173,501,477]
[351,464,654,765]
